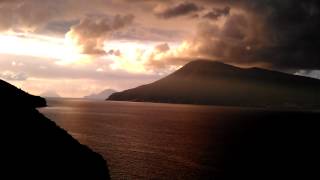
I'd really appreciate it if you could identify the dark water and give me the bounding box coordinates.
[39,98,320,180]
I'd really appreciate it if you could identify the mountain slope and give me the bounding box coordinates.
[0,79,46,107]
[84,89,116,100]
[108,60,320,108]
[0,79,110,179]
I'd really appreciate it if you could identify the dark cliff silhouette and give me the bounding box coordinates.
[108,60,320,108]
[0,79,110,179]
[0,79,46,108]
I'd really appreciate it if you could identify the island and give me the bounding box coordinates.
[84,89,117,100]
[108,60,320,108]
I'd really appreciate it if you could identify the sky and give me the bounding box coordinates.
[0,0,319,97]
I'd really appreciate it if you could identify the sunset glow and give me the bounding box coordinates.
[0,32,175,73]
[106,41,152,73]
[0,33,87,65]
[0,0,319,98]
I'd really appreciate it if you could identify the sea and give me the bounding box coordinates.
[39,98,320,180]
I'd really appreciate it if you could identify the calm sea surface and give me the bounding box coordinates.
[39,98,320,180]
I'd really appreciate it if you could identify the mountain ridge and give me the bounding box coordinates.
[108,60,320,109]
[84,89,117,100]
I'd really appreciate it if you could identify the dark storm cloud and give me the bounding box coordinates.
[154,1,202,19]
[203,6,230,20]
[212,0,320,69]
[150,0,320,70]
[252,0,320,69]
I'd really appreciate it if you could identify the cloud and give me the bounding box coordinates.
[0,71,28,81]
[66,14,134,55]
[147,0,320,70]
[154,43,170,52]
[112,26,187,42]
[203,6,230,20]
[36,19,79,36]
[192,13,256,59]
[0,0,73,31]
[0,54,163,97]
[154,1,202,19]
[0,0,129,33]
[200,0,320,70]
[147,12,265,69]
[143,43,172,69]
[107,49,122,56]
[1,0,320,72]
[0,54,160,81]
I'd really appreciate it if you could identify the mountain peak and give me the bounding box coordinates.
[172,59,241,78]
[182,60,236,70]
